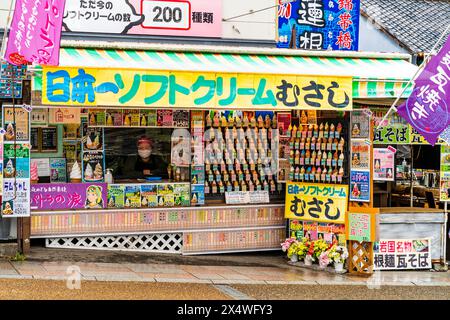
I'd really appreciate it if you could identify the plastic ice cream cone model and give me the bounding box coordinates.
[264,115,271,128]
[70,161,82,183]
[30,162,39,183]
[5,123,15,141]
[243,115,249,127]
[319,123,324,138]
[94,162,103,180]
[84,163,94,181]
[4,159,15,178]
[249,116,256,128]
[235,116,242,128]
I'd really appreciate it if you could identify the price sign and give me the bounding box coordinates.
[142,0,190,30]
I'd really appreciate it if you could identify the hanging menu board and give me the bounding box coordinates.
[41,127,58,152]
[30,127,39,151]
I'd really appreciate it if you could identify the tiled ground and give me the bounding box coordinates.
[0,260,448,286]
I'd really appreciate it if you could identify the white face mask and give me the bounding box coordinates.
[138,149,151,159]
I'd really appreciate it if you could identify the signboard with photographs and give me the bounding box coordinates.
[373,239,432,270]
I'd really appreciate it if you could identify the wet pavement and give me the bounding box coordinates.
[0,247,448,299]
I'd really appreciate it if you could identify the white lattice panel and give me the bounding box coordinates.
[45,233,183,253]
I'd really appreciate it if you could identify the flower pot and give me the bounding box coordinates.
[304,255,313,266]
[290,254,299,262]
[334,262,344,272]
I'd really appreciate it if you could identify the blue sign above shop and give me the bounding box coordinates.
[277,0,360,51]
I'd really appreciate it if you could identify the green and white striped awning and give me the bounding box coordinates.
[33,47,417,99]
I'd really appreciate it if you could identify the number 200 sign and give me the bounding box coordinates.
[142,0,191,30]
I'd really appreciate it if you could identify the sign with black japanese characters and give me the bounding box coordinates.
[285,182,348,224]
[373,239,432,270]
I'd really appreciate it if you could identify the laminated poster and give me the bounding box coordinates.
[123,109,140,127]
[3,106,30,142]
[49,158,67,183]
[3,143,30,179]
[140,184,158,208]
[440,145,450,201]
[82,151,105,182]
[157,109,173,127]
[107,185,125,208]
[351,139,370,170]
[350,170,370,202]
[373,148,395,181]
[173,110,189,127]
[82,125,103,151]
[124,185,141,208]
[351,110,370,139]
[105,109,124,127]
[2,178,30,217]
[88,109,106,126]
[191,184,205,205]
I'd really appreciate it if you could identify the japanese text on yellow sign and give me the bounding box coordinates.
[42,67,353,110]
[285,182,348,224]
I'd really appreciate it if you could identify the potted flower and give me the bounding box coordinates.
[313,239,330,261]
[304,240,315,265]
[281,237,299,262]
[327,245,349,272]
[319,251,331,268]
[295,238,309,261]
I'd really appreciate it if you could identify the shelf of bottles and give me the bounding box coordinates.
[203,112,283,197]
[287,121,347,184]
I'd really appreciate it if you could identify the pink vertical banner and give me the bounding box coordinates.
[5,0,66,66]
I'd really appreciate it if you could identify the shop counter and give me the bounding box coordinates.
[30,203,286,254]
[377,207,447,262]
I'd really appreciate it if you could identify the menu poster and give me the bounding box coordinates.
[41,127,58,152]
[2,178,30,217]
[191,184,205,205]
[105,109,123,127]
[63,124,79,140]
[82,125,103,151]
[49,158,67,183]
[31,108,48,126]
[157,109,173,127]
[373,148,395,181]
[123,109,140,127]
[82,151,105,182]
[2,106,30,142]
[277,112,291,136]
[351,110,370,139]
[191,166,205,185]
[347,213,371,242]
[88,109,106,126]
[30,158,50,177]
[49,108,81,124]
[174,184,191,207]
[158,183,174,196]
[439,145,450,201]
[107,184,125,208]
[351,140,370,170]
[140,184,158,208]
[63,143,78,163]
[124,185,141,208]
[139,109,157,127]
[173,110,189,128]
[3,143,30,179]
[307,111,317,125]
[350,170,371,202]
